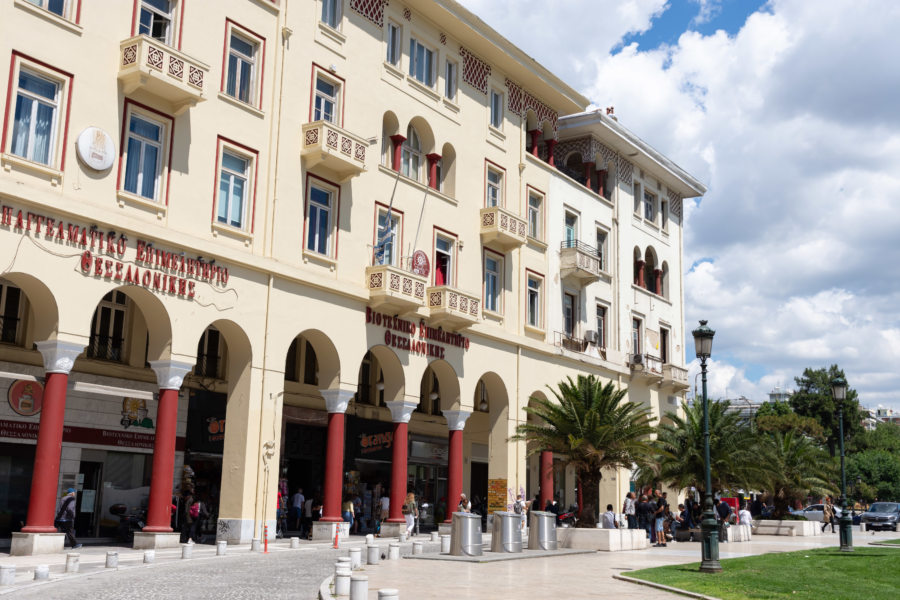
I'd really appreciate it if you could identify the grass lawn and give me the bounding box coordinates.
[626,547,897,600]
[880,538,900,545]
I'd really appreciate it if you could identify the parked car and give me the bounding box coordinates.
[798,504,843,522]
[861,502,900,531]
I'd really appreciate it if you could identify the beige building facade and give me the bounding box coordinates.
[0,0,703,553]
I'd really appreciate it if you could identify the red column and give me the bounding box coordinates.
[22,341,84,534]
[320,390,352,523]
[636,260,646,287]
[528,129,542,156]
[583,161,595,188]
[389,134,406,171]
[426,153,442,190]
[443,410,471,522]
[597,169,607,197]
[546,139,557,166]
[654,269,662,296]
[539,450,553,511]
[386,401,415,523]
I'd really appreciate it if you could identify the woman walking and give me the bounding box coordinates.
[402,492,418,536]
[822,497,835,533]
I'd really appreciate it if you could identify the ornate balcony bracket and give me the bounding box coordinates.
[118,35,209,115]
[301,120,367,181]
[366,265,427,314]
[479,206,526,250]
[426,286,479,331]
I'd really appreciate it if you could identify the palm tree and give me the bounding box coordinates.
[512,375,655,527]
[758,430,836,518]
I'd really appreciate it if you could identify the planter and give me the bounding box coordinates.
[557,527,649,551]
[752,519,822,536]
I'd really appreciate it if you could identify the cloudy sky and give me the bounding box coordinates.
[458,0,900,411]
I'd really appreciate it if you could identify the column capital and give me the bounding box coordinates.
[442,409,472,431]
[35,340,85,375]
[320,389,355,414]
[385,400,417,424]
[426,152,442,162]
[149,360,194,391]
[389,134,407,145]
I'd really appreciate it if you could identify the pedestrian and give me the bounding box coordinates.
[647,494,659,543]
[601,504,619,529]
[352,493,362,533]
[377,490,390,536]
[654,491,669,546]
[623,492,637,529]
[54,488,81,549]
[715,498,731,542]
[402,492,417,536]
[514,494,527,530]
[291,487,305,531]
[341,495,355,531]
[822,497,835,533]
[180,486,195,543]
[636,495,653,540]
[458,493,471,513]
[739,503,753,526]
[188,494,209,543]
[302,494,314,539]
[671,504,687,540]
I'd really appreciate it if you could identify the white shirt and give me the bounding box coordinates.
[624,497,635,515]
[303,498,313,518]
[739,508,752,526]
[380,496,390,511]
[602,511,618,529]
[292,492,305,508]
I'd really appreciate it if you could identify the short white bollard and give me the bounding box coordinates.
[388,542,400,560]
[181,543,193,559]
[143,550,155,564]
[860,522,866,532]
[0,565,15,586]
[378,589,400,600]
[430,531,439,542]
[334,567,351,596]
[335,557,351,577]
[105,551,118,568]
[412,541,423,555]
[398,532,407,543]
[290,537,300,549]
[33,565,49,581]
[365,534,375,545]
[440,534,450,553]
[65,553,80,573]
[349,574,368,600]
[216,541,227,556]
[349,547,362,570]
[366,544,380,565]
[251,538,261,552]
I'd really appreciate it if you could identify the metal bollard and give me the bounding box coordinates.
[412,540,423,555]
[430,531,439,542]
[334,567,351,596]
[105,551,118,568]
[398,532,407,543]
[251,538,261,552]
[388,542,400,560]
[33,565,49,581]
[216,540,227,556]
[366,544,380,565]
[349,547,362,570]
[378,589,400,600]
[181,543,193,559]
[290,536,300,549]
[0,565,15,586]
[143,550,155,564]
[65,553,80,573]
[349,574,368,600]
[440,534,451,553]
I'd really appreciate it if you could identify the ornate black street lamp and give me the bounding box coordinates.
[692,320,721,573]
[831,375,853,552]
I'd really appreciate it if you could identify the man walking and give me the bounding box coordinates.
[623,492,636,529]
[715,498,732,542]
[654,492,669,546]
[55,488,81,549]
[291,487,305,531]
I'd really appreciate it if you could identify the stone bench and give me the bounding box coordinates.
[725,523,752,542]
[557,527,650,551]
[752,519,821,536]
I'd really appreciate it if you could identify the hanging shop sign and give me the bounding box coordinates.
[365,307,470,359]
[0,202,229,301]
[8,380,43,417]
[410,250,430,277]
[347,417,394,463]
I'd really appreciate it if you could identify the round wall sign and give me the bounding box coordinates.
[76,127,115,171]
[8,380,43,417]
[411,250,430,277]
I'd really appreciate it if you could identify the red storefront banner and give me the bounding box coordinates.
[0,419,185,451]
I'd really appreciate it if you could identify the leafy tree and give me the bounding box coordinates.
[852,422,900,454]
[512,375,655,527]
[755,400,793,419]
[790,365,864,457]
[756,413,825,441]
[847,450,900,503]
[758,430,836,518]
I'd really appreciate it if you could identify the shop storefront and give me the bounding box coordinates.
[408,435,448,528]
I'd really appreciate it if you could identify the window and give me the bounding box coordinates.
[596,305,607,348]
[225,33,258,105]
[596,229,608,272]
[633,182,641,214]
[661,200,669,231]
[486,166,503,207]
[401,126,421,180]
[138,0,173,44]
[321,0,340,29]
[306,182,336,256]
[217,151,249,229]
[434,234,455,286]
[564,212,577,245]
[660,327,669,363]
[643,189,656,222]
[483,252,503,313]
[527,190,543,240]
[0,282,23,345]
[25,0,67,17]
[195,327,224,378]
[632,318,642,356]
[490,89,503,129]
[374,207,399,266]
[563,293,576,337]
[314,76,338,123]
[123,113,164,201]
[386,22,401,66]
[88,291,128,363]
[526,275,542,328]
[11,69,59,166]
[408,38,435,87]
[444,59,457,100]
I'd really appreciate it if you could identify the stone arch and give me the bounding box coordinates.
[0,272,59,343]
[440,142,456,197]
[643,247,659,294]
[381,111,400,166]
[633,246,643,286]
[474,371,509,481]
[524,108,539,131]
[296,328,341,389]
[406,116,435,155]
[359,344,405,405]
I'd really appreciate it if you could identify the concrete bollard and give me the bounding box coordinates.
[365,534,375,545]
[349,547,362,570]
[334,567,351,596]
[430,531,439,542]
[349,574,368,600]
[105,551,118,569]
[217,540,227,555]
[398,532,407,543]
[143,550,155,564]
[378,589,400,600]
[388,542,400,560]
[412,540,423,555]
[290,537,300,549]
[366,544,380,565]
[181,543,193,559]
[65,553,80,573]
[860,523,866,532]
[33,565,49,581]
[251,538,261,552]
[440,534,450,553]
[0,565,15,586]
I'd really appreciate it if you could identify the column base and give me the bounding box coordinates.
[133,532,181,550]
[10,532,65,556]
[379,521,406,538]
[215,518,268,545]
[312,521,350,541]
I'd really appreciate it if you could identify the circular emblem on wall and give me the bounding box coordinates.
[75,127,115,171]
[411,250,430,277]
[8,380,43,417]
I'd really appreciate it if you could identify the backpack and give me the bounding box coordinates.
[513,501,523,514]
[190,502,201,519]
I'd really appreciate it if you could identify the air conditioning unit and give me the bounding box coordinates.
[583,330,599,345]
[630,353,643,365]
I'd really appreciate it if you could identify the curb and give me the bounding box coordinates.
[612,573,721,600]
[318,574,334,600]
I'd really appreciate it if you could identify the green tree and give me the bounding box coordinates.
[512,375,655,528]
[755,400,793,419]
[756,412,825,441]
[847,450,900,503]
[790,365,864,457]
[852,422,900,454]
[758,430,836,517]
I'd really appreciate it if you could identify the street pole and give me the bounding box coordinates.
[838,405,853,552]
[699,354,721,572]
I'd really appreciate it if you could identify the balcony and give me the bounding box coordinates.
[366,265,427,314]
[118,35,209,115]
[627,353,663,383]
[559,240,601,284]
[426,286,479,330]
[554,331,607,360]
[662,364,690,390]
[480,206,527,250]
[301,120,367,181]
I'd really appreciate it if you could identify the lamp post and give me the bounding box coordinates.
[692,320,721,573]
[831,375,853,552]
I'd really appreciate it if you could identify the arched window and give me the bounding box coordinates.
[402,125,421,181]
[644,248,657,294]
